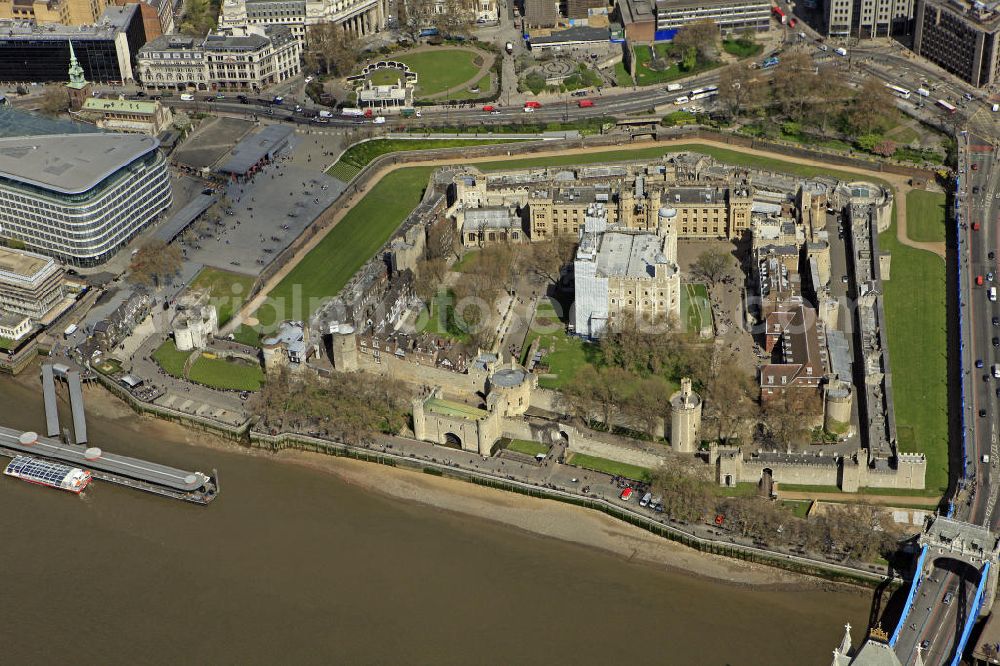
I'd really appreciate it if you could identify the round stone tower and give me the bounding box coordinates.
[657,206,678,261]
[330,323,358,372]
[487,362,533,417]
[824,380,853,438]
[669,377,702,453]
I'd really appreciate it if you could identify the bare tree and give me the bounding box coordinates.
[690,248,731,286]
[399,0,435,42]
[761,389,823,449]
[37,86,69,116]
[704,357,757,443]
[771,49,822,122]
[717,61,764,120]
[846,76,898,135]
[304,24,359,76]
[523,236,576,285]
[128,239,182,288]
[672,19,719,64]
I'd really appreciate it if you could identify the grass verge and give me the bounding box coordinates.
[568,452,652,481]
[152,339,192,378]
[506,439,550,456]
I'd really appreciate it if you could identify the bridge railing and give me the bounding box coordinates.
[889,543,929,647]
[950,561,991,666]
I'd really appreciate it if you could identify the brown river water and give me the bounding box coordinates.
[0,376,871,665]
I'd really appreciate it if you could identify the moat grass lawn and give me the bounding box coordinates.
[328,138,529,182]
[188,353,264,392]
[257,167,434,328]
[680,283,710,333]
[188,266,254,327]
[905,190,948,243]
[506,438,550,457]
[395,49,482,97]
[879,206,948,495]
[152,339,190,378]
[568,452,651,482]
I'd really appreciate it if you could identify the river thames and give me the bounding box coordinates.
[0,376,870,664]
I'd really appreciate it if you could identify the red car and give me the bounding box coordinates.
[578,99,594,108]
[482,105,495,112]
[974,222,982,231]
[524,100,542,109]
[978,275,985,286]
[620,487,633,501]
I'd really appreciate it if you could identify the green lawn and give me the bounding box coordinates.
[231,324,261,347]
[714,482,762,497]
[152,339,192,378]
[781,500,813,519]
[722,39,763,58]
[568,452,652,482]
[879,207,948,494]
[444,72,494,100]
[614,61,634,87]
[369,67,405,86]
[187,266,254,327]
[632,45,720,87]
[94,358,123,375]
[395,49,483,97]
[904,190,948,243]
[257,167,434,328]
[451,250,480,272]
[680,283,710,333]
[522,298,601,389]
[326,138,525,183]
[415,289,470,341]
[188,353,264,391]
[506,439,550,456]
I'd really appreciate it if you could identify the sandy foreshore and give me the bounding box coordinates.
[63,375,862,591]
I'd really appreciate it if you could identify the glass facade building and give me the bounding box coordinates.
[0,136,172,266]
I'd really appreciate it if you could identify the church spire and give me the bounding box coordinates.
[838,623,853,656]
[67,40,87,89]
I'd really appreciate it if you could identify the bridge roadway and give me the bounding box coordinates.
[0,426,211,495]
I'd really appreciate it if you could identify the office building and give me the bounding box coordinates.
[653,0,771,36]
[0,246,64,320]
[0,4,145,82]
[114,0,175,38]
[573,205,681,339]
[0,133,171,266]
[217,0,387,41]
[137,25,300,92]
[913,0,1000,87]
[824,0,914,38]
[0,0,107,26]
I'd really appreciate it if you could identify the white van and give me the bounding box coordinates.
[674,95,690,105]
[318,110,333,118]
[990,287,997,302]
[992,364,1000,378]
[984,454,991,464]
[834,47,848,56]
[372,116,386,124]
[667,83,682,92]
[180,93,194,101]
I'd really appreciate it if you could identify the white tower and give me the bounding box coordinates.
[657,207,678,263]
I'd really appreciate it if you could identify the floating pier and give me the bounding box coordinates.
[0,427,217,504]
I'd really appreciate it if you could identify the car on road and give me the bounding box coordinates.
[620,487,634,501]
[992,336,998,347]
[944,592,954,605]
[920,640,930,650]
[981,409,988,417]
[977,359,984,368]
[990,272,995,281]
[975,222,982,231]
[993,316,999,327]
[304,76,314,84]
[524,100,542,109]
[571,90,589,97]
[991,251,996,260]
[841,275,849,284]
[972,163,979,170]
[978,275,985,285]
